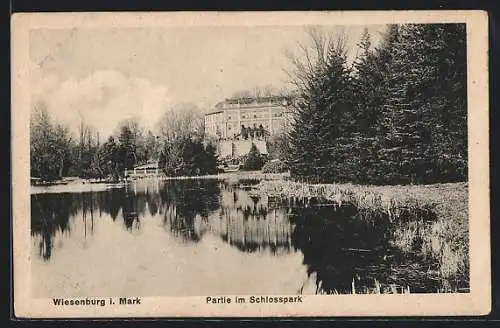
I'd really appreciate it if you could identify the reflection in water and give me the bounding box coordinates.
[31,193,77,260]
[200,181,293,254]
[289,203,443,294]
[31,179,461,296]
[159,180,220,242]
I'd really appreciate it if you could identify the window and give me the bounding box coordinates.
[228,116,231,120]
[254,115,257,118]
[242,115,246,118]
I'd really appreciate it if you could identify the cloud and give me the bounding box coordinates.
[31,69,173,137]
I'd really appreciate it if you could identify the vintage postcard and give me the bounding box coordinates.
[11,11,490,318]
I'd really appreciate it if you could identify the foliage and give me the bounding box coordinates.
[99,136,121,180]
[159,136,219,177]
[156,103,209,177]
[157,103,204,141]
[30,107,160,181]
[204,142,219,174]
[30,24,467,186]
[374,24,468,184]
[261,160,289,173]
[241,143,266,170]
[285,24,467,185]
[286,29,355,183]
[266,134,291,160]
[30,105,73,181]
[117,123,137,170]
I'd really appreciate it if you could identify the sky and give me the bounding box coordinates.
[30,24,386,137]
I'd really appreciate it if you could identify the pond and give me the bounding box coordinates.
[31,178,461,297]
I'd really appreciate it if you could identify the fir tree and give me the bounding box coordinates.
[285,24,467,185]
[287,34,354,183]
[351,28,388,183]
[242,143,265,170]
[376,24,467,184]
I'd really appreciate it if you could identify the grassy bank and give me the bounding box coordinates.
[257,180,469,285]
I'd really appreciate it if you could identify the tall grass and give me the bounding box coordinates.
[311,277,411,295]
[257,180,469,285]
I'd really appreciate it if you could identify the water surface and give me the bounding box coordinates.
[31,178,456,297]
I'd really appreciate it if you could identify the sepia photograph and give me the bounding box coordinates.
[12,11,490,318]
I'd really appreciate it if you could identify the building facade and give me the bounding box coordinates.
[204,96,292,141]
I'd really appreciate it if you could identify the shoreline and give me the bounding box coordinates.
[255,180,468,216]
[30,171,290,194]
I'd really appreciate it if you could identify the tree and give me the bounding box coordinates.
[266,134,291,161]
[242,143,265,170]
[30,104,56,180]
[374,24,467,184]
[30,103,73,181]
[203,142,219,174]
[159,135,218,177]
[286,28,355,183]
[117,123,137,170]
[181,137,204,176]
[143,130,159,162]
[283,24,468,185]
[52,123,73,178]
[100,136,121,180]
[114,117,149,169]
[157,103,203,142]
[156,103,205,174]
[160,135,186,176]
[350,27,393,183]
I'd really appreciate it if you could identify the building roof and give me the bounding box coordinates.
[225,95,289,104]
[205,95,296,116]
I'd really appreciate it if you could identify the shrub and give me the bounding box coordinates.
[241,143,265,170]
[261,159,289,173]
[266,135,290,160]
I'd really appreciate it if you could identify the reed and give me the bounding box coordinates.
[314,278,411,295]
[257,180,469,282]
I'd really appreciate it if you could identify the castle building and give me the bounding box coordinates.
[204,96,292,141]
